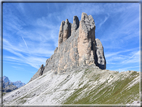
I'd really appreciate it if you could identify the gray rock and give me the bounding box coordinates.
[30,64,45,81]
[3,82,18,92]
[71,16,79,33]
[95,38,106,69]
[30,12,106,82]
[12,81,25,88]
[54,47,58,53]
[58,21,65,47]
[78,12,96,66]
[0,76,18,92]
[63,19,71,42]
[39,64,44,76]
[58,19,71,47]
[3,76,10,83]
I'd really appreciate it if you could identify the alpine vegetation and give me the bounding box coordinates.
[3,13,140,106]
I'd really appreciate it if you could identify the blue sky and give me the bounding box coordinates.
[3,3,140,83]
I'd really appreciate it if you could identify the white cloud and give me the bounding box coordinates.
[3,4,60,69]
[3,35,54,69]
[99,14,109,27]
[121,50,140,64]
[105,48,138,58]
[4,55,47,69]
[105,48,140,66]
[21,36,28,49]
[112,65,140,72]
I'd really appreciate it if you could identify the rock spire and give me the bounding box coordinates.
[30,12,106,82]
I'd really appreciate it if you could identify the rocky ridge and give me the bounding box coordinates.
[0,76,25,92]
[3,65,140,105]
[1,76,17,93]
[12,81,26,88]
[30,12,106,82]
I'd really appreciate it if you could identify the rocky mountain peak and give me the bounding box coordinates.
[72,16,79,32]
[1,76,25,92]
[3,76,10,83]
[58,19,71,47]
[80,12,95,32]
[30,12,106,82]
[65,19,69,23]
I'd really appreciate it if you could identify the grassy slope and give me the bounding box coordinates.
[64,68,140,104]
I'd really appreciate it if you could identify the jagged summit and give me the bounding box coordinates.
[30,12,106,82]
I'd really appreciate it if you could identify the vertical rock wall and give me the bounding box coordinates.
[78,13,96,66]
[95,39,106,69]
[58,19,71,47]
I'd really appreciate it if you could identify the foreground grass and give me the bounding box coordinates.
[64,70,140,104]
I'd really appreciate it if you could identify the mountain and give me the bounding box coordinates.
[3,76,10,83]
[12,81,25,88]
[0,76,25,92]
[30,12,106,82]
[3,82,18,93]
[1,76,18,93]
[2,13,140,106]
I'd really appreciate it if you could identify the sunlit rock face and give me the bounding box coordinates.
[58,19,71,47]
[30,12,106,82]
[78,12,96,66]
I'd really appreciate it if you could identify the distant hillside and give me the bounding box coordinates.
[0,76,25,92]
[12,81,25,88]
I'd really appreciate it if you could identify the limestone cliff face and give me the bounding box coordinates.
[30,12,106,82]
[78,13,96,66]
[58,19,71,47]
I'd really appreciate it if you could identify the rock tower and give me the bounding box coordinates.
[30,12,106,82]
